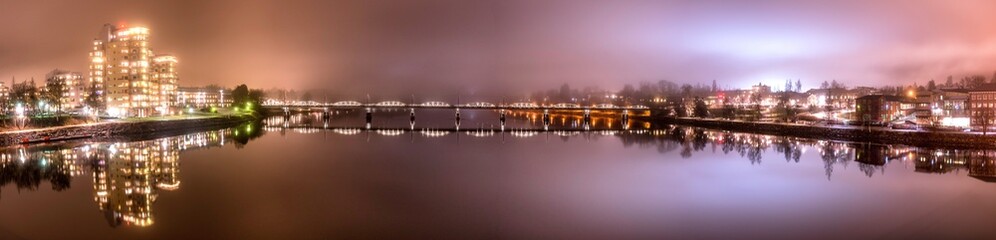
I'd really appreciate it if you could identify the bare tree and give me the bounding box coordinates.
[979,108,995,135]
[44,79,67,118]
[966,75,987,89]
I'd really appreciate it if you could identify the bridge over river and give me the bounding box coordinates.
[262,100,652,124]
[262,100,650,111]
[263,125,658,139]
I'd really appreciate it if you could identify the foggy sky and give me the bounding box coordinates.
[3,0,996,98]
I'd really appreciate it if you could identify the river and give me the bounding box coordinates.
[1,109,995,239]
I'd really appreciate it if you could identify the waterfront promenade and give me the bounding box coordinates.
[0,113,255,146]
[653,117,996,149]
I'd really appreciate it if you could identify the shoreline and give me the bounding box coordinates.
[649,117,996,149]
[0,114,255,146]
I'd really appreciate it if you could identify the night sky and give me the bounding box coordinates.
[2,0,996,97]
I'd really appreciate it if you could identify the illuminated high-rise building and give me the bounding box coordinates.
[89,24,178,117]
[152,55,178,109]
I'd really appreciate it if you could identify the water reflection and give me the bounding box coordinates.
[265,112,996,183]
[0,122,264,227]
[3,116,996,232]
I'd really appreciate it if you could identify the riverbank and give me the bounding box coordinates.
[650,117,996,149]
[0,114,256,146]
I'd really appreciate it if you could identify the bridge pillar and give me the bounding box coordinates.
[366,108,373,124]
[542,109,550,124]
[410,108,416,130]
[622,109,629,122]
[499,109,506,124]
[583,109,591,124]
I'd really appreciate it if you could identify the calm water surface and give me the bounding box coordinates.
[2,110,996,239]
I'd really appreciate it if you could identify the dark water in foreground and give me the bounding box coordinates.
[2,110,996,239]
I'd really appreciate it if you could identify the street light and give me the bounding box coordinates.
[14,103,26,129]
[15,103,24,118]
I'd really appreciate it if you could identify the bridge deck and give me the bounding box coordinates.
[264,126,652,137]
[262,105,647,111]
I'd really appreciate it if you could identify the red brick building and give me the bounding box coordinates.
[968,85,996,129]
[855,95,904,124]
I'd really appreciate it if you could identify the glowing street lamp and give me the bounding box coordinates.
[15,103,24,118]
[14,103,26,129]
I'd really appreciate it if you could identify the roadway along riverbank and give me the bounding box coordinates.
[0,114,255,146]
[649,117,996,149]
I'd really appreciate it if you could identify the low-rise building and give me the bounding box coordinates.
[907,90,938,124]
[855,95,905,124]
[176,87,231,109]
[938,88,969,117]
[968,84,996,129]
[808,87,876,111]
[781,92,810,108]
[44,69,87,111]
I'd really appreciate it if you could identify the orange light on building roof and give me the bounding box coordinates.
[117,27,150,37]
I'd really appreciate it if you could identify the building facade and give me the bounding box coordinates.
[968,85,996,129]
[855,95,904,124]
[44,69,87,111]
[938,89,969,117]
[176,87,231,109]
[89,24,178,117]
[0,81,9,113]
[152,55,178,109]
